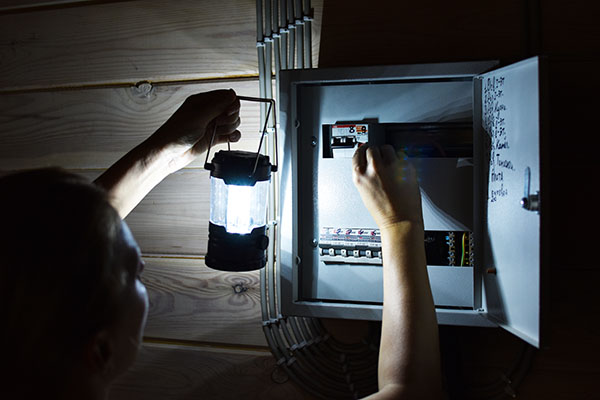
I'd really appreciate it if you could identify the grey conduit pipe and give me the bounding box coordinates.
[294,0,304,69]
[303,0,312,68]
[279,0,288,70]
[287,0,295,68]
[254,2,380,399]
[256,0,266,124]
[273,1,281,78]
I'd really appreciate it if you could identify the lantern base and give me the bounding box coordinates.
[206,222,269,272]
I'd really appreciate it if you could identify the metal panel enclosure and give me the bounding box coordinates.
[278,59,545,342]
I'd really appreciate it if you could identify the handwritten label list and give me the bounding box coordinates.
[483,75,514,204]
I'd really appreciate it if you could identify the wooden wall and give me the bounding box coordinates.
[0,0,321,398]
[319,0,600,399]
[3,0,599,399]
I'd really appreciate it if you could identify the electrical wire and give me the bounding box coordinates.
[254,2,380,399]
[461,232,467,266]
[465,341,535,400]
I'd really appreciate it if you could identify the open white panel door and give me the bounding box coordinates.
[474,57,547,347]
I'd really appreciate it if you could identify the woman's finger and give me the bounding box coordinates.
[213,130,241,145]
[215,117,241,135]
[380,144,397,165]
[352,144,368,175]
[366,146,382,171]
[215,109,240,126]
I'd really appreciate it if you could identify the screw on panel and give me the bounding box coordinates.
[310,136,317,147]
[294,120,300,128]
[311,238,318,247]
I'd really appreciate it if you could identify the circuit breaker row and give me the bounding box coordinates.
[320,247,382,258]
[318,228,473,267]
[318,227,383,265]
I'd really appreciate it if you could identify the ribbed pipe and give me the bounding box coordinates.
[255,1,378,398]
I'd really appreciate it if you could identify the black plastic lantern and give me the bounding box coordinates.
[204,97,277,272]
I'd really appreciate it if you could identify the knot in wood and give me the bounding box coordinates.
[131,81,154,99]
[232,283,248,294]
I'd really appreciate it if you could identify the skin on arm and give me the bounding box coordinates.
[94,89,242,218]
[352,144,443,400]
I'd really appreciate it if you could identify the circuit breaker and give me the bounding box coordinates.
[277,58,546,347]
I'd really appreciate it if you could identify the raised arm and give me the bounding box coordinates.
[352,144,443,400]
[94,89,241,218]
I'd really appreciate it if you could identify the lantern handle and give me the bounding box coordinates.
[204,96,278,176]
[203,122,219,171]
[236,96,278,175]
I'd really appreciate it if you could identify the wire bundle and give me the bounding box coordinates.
[255,1,380,398]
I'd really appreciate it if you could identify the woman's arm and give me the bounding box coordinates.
[94,89,241,218]
[352,144,443,400]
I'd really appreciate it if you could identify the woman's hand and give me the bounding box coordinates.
[95,89,241,218]
[352,144,423,231]
[145,89,241,173]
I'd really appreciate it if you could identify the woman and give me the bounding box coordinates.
[1,90,241,399]
[0,89,442,399]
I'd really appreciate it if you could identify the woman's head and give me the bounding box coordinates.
[0,168,148,398]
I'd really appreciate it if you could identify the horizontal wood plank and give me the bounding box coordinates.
[0,0,103,12]
[71,169,215,256]
[0,0,258,90]
[125,169,211,255]
[109,343,313,400]
[0,79,262,170]
[0,0,323,91]
[141,257,267,347]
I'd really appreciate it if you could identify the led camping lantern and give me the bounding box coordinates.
[204,97,277,272]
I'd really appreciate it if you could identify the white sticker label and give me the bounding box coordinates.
[332,124,369,142]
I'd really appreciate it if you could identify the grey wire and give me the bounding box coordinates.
[296,21,304,69]
[264,0,271,37]
[294,0,303,69]
[255,1,378,399]
[304,19,312,68]
[280,0,287,28]
[256,0,263,42]
[280,30,288,70]
[288,24,295,68]
[287,0,295,68]
[257,45,266,124]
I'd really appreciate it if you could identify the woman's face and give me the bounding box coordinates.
[108,221,149,379]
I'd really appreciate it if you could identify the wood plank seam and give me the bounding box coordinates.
[0,0,129,14]
[0,75,261,95]
[142,337,271,353]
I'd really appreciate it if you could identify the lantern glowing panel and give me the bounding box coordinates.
[210,177,269,234]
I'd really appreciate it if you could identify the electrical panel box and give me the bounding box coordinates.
[278,58,547,347]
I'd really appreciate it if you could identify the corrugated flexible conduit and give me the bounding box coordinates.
[255,1,379,399]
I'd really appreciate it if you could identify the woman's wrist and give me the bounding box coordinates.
[379,219,424,238]
[137,134,193,175]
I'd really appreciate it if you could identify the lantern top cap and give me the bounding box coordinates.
[206,150,272,186]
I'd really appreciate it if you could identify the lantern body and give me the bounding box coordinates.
[209,177,269,234]
[205,150,272,272]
